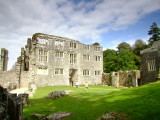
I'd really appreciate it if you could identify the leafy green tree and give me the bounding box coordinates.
[103,49,137,73]
[117,42,132,51]
[148,22,160,46]
[103,49,118,73]
[117,49,137,71]
[134,55,141,70]
[133,39,148,56]
[132,39,149,69]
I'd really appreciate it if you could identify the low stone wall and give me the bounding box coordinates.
[103,70,140,87]
[0,86,23,120]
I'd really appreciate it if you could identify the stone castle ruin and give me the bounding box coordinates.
[1,33,159,90]
[1,33,103,89]
[140,40,160,85]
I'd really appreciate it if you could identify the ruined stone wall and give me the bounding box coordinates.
[111,72,119,87]
[0,70,19,91]
[103,70,140,87]
[102,73,111,85]
[20,71,30,88]
[0,86,23,120]
[140,51,160,85]
[0,48,8,71]
[118,71,138,87]
[19,33,103,87]
[140,41,160,85]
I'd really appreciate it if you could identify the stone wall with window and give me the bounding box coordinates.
[140,41,160,85]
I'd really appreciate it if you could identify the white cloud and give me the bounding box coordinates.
[0,0,160,69]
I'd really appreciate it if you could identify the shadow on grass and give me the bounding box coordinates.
[24,82,160,120]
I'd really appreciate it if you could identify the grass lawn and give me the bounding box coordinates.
[23,81,160,120]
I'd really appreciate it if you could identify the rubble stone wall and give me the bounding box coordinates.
[0,71,19,91]
[102,70,140,87]
[102,73,111,85]
[140,51,160,85]
[20,71,30,88]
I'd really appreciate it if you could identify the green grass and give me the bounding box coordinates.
[23,81,160,120]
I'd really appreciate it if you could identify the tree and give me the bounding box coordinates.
[117,42,132,51]
[133,39,148,56]
[132,39,149,69]
[103,49,137,73]
[117,49,137,71]
[103,49,118,73]
[148,22,160,46]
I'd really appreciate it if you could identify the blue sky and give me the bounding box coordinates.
[101,10,160,49]
[0,0,160,70]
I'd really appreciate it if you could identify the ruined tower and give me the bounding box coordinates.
[140,40,160,85]
[0,48,8,71]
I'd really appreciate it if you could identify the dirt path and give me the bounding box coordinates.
[10,88,28,95]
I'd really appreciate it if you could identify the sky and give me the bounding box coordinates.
[0,0,160,70]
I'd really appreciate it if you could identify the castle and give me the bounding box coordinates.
[15,33,103,88]
[2,33,159,90]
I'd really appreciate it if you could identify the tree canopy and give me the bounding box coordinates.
[103,49,117,73]
[148,22,160,46]
[117,49,137,71]
[103,49,137,72]
[117,42,132,51]
[133,39,148,56]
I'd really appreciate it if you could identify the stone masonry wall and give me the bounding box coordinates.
[20,33,103,87]
[140,51,160,85]
[102,70,140,87]
[102,73,111,85]
[0,70,19,91]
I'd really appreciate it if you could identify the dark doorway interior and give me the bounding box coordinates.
[69,69,77,86]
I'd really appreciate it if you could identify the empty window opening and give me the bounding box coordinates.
[95,47,101,51]
[55,68,63,74]
[37,67,48,75]
[83,54,90,61]
[70,42,77,48]
[148,60,156,71]
[95,56,101,61]
[55,40,64,47]
[38,49,48,62]
[37,38,49,45]
[83,69,90,76]
[55,51,63,58]
[83,45,90,50]
[95,71,101,75]
[70,53,76,64]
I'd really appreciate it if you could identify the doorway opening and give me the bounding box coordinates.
[69,69,77,86]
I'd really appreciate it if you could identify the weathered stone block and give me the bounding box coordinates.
[18,93,29,106]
